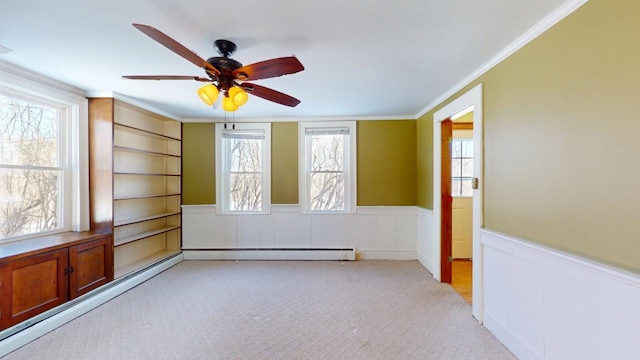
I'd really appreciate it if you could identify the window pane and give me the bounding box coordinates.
[461,179,473,196]
[451,139,462,158]
[0,94,58,167]
[0,168,61,238]
[311,134,343,171]
[461,139,473,157]
[310,172,345,211]
[229,173,262,211]
[451,178,461,197]
[228,138,262,172]
[462,159,474,177]
[451,159,461,178]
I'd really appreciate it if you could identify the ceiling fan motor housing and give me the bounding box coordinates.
[207,56,244,91]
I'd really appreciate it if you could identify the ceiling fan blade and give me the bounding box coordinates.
[123,75,210,82]
[132,23,220,77]
[233,56,304,81]
[241,82,301,107]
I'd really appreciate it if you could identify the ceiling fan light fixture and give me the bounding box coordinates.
[222,96,239,112]
[229,86,248,107]
[197,84,219,106]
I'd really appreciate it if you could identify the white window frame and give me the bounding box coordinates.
[298,121,357,214]
[0,62,89,242]
[215,122,271,214]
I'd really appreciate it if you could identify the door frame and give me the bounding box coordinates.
[432,83,484,321]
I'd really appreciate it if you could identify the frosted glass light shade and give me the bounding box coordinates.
[222,96,239,112]
[228,86,248,106]
[197,84,219,106]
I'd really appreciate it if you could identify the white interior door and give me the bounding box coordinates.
[452,197,473,259]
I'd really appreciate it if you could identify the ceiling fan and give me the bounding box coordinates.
[123,23,304,112]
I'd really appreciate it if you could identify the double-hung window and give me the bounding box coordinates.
[0,91,70,240]
[215,123,271,214]
[299,121,356,213]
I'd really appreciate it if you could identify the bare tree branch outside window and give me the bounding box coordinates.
[0,94,61,239]
[226,136,263,211]
[309,134,345,211]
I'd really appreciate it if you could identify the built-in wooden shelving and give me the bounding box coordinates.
[89,98,182,279]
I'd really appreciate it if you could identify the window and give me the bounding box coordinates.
[451,138,473,196]
[215,123,271,214]
[299,121,356,213]
[0,91,72,240]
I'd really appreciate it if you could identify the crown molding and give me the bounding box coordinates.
[415,0,588,119]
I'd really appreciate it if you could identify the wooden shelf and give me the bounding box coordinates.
[114,122,181,141]
[114,226,180,247]
[114,212,180,227]
[114,145,180,158]
[114,249,181,279]
[114,193,181,201]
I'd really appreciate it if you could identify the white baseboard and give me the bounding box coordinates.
[483,312,541,360]
[416,250,434,276]
[0,253,184,358]
[357,249,416,260]
[481,229,640,359]
[183,249,356,261]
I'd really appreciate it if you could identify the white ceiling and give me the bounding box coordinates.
[1,0,568,120]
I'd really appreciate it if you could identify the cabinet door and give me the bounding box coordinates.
[0,249,69,329]
[69,236,113,299]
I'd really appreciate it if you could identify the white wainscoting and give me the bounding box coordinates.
[481,229,640,360]
[182,205,417,260]
[416,207,435,274]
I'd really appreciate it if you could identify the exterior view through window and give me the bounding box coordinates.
[0,93,64,240]
[308,130,346,211]
[300,121,356,213]
[225,131,263,211]
[215,123,271,214]
[451,138,473,196]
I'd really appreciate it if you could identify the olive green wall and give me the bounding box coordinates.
[182,123,215,204]
[357,120,416,205]
[416,112,433,209]
[271,122,298,204]
[182,120,416,206]
[416,0,640,272]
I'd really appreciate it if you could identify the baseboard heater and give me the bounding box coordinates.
[182,248,357,261]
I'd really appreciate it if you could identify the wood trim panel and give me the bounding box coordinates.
[452,122,473,130]
[440,120,453,284]
[88,98,114,233]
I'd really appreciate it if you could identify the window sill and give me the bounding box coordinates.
[0,230,112,262]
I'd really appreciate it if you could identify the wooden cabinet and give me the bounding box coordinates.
[69,236,113,298]
[89,98,182,279]
[0,233,113,330]
[0,249,68,329]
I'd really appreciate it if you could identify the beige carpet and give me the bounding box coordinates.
[2,260,515,359]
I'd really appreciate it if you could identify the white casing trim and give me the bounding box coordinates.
[433,83,483,321]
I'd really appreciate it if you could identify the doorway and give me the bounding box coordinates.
[432,83,483,321]
[450,118,474,304]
